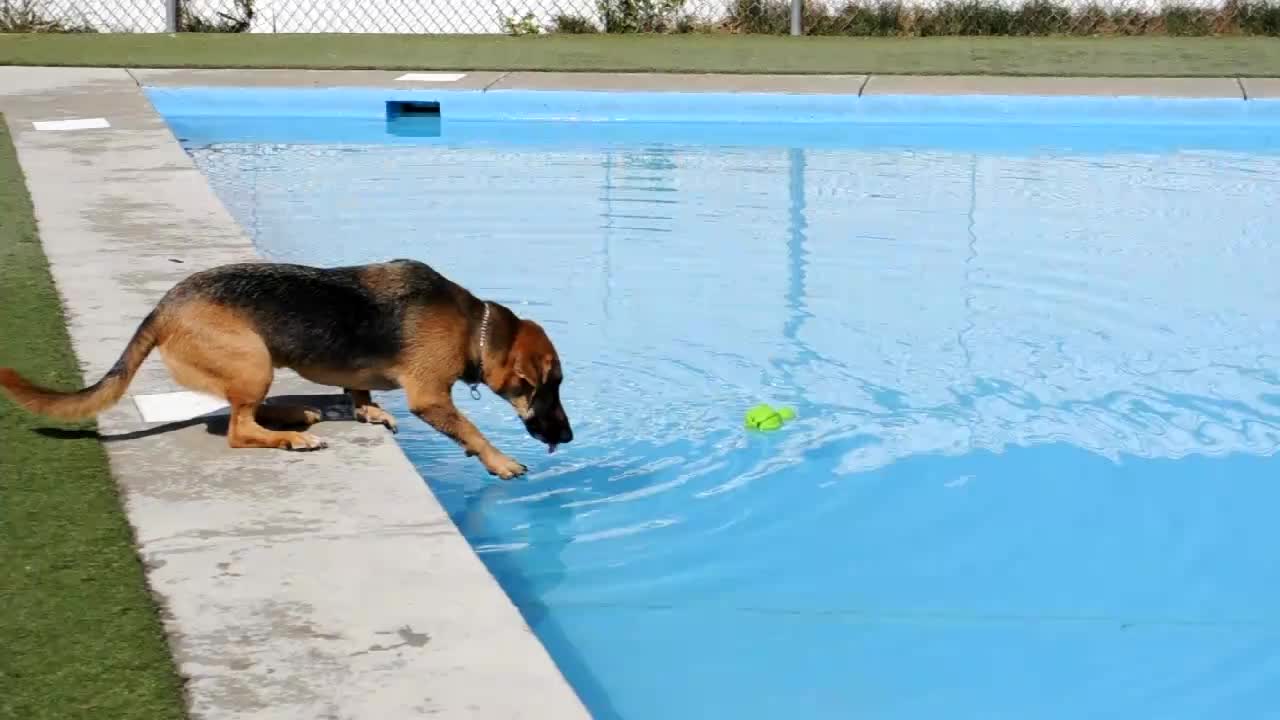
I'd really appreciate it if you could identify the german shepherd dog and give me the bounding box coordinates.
[0,259,572,480]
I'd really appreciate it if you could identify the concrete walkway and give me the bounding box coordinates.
[3,65,1279,720]
[134,68,1280,97]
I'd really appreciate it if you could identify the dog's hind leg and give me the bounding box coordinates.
[158,301,326,451]
[256,403,324,429]
[227,403,326,451]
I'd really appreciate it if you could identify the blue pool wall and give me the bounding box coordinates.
[145,87,1280,156]
[146,86,1280,125]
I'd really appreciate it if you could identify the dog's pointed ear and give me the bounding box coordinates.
[510,322,548,387]
[513,352,540,387]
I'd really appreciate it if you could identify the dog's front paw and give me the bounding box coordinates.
[354,404,398,433]
[482,451,527,480]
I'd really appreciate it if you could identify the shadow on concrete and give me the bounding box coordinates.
[34,393,353,443]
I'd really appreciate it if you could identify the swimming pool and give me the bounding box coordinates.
[154,87,1280,719]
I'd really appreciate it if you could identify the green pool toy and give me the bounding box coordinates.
[744,403,797,432]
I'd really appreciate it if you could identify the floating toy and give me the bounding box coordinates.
[744,403,796,432]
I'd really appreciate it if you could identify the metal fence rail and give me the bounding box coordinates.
[5,0,1277,35]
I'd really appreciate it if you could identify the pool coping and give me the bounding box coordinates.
[133,68,1280,98]
[6,64,1280,720]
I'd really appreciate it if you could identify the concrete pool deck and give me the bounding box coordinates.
[2,65,1279,720]
[133,68,1280,98]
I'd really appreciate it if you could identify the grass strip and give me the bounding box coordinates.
[0,114,186,720]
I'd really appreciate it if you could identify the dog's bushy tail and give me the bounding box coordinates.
[0,312,160,421]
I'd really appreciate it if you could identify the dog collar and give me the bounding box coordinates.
[469,301,491,400]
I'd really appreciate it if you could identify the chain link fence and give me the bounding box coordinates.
[3,0,1278,35]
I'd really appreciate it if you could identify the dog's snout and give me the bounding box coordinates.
[525,408,572,447]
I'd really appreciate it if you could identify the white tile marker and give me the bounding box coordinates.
[395,72,467,82]
[133,391,229,424]
[32,117,111,131]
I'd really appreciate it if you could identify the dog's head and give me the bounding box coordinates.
[497,320,572,453]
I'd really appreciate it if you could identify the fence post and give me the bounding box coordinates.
[789,0,802,35]
[166,0,179,32]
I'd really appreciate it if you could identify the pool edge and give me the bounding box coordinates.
[131,68,1279,99]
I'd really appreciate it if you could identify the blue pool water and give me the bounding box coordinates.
[158,88,1280,719]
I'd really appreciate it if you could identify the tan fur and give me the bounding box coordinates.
[156,301,326,450]
[356,262,410,295]
[401,371,518,476]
